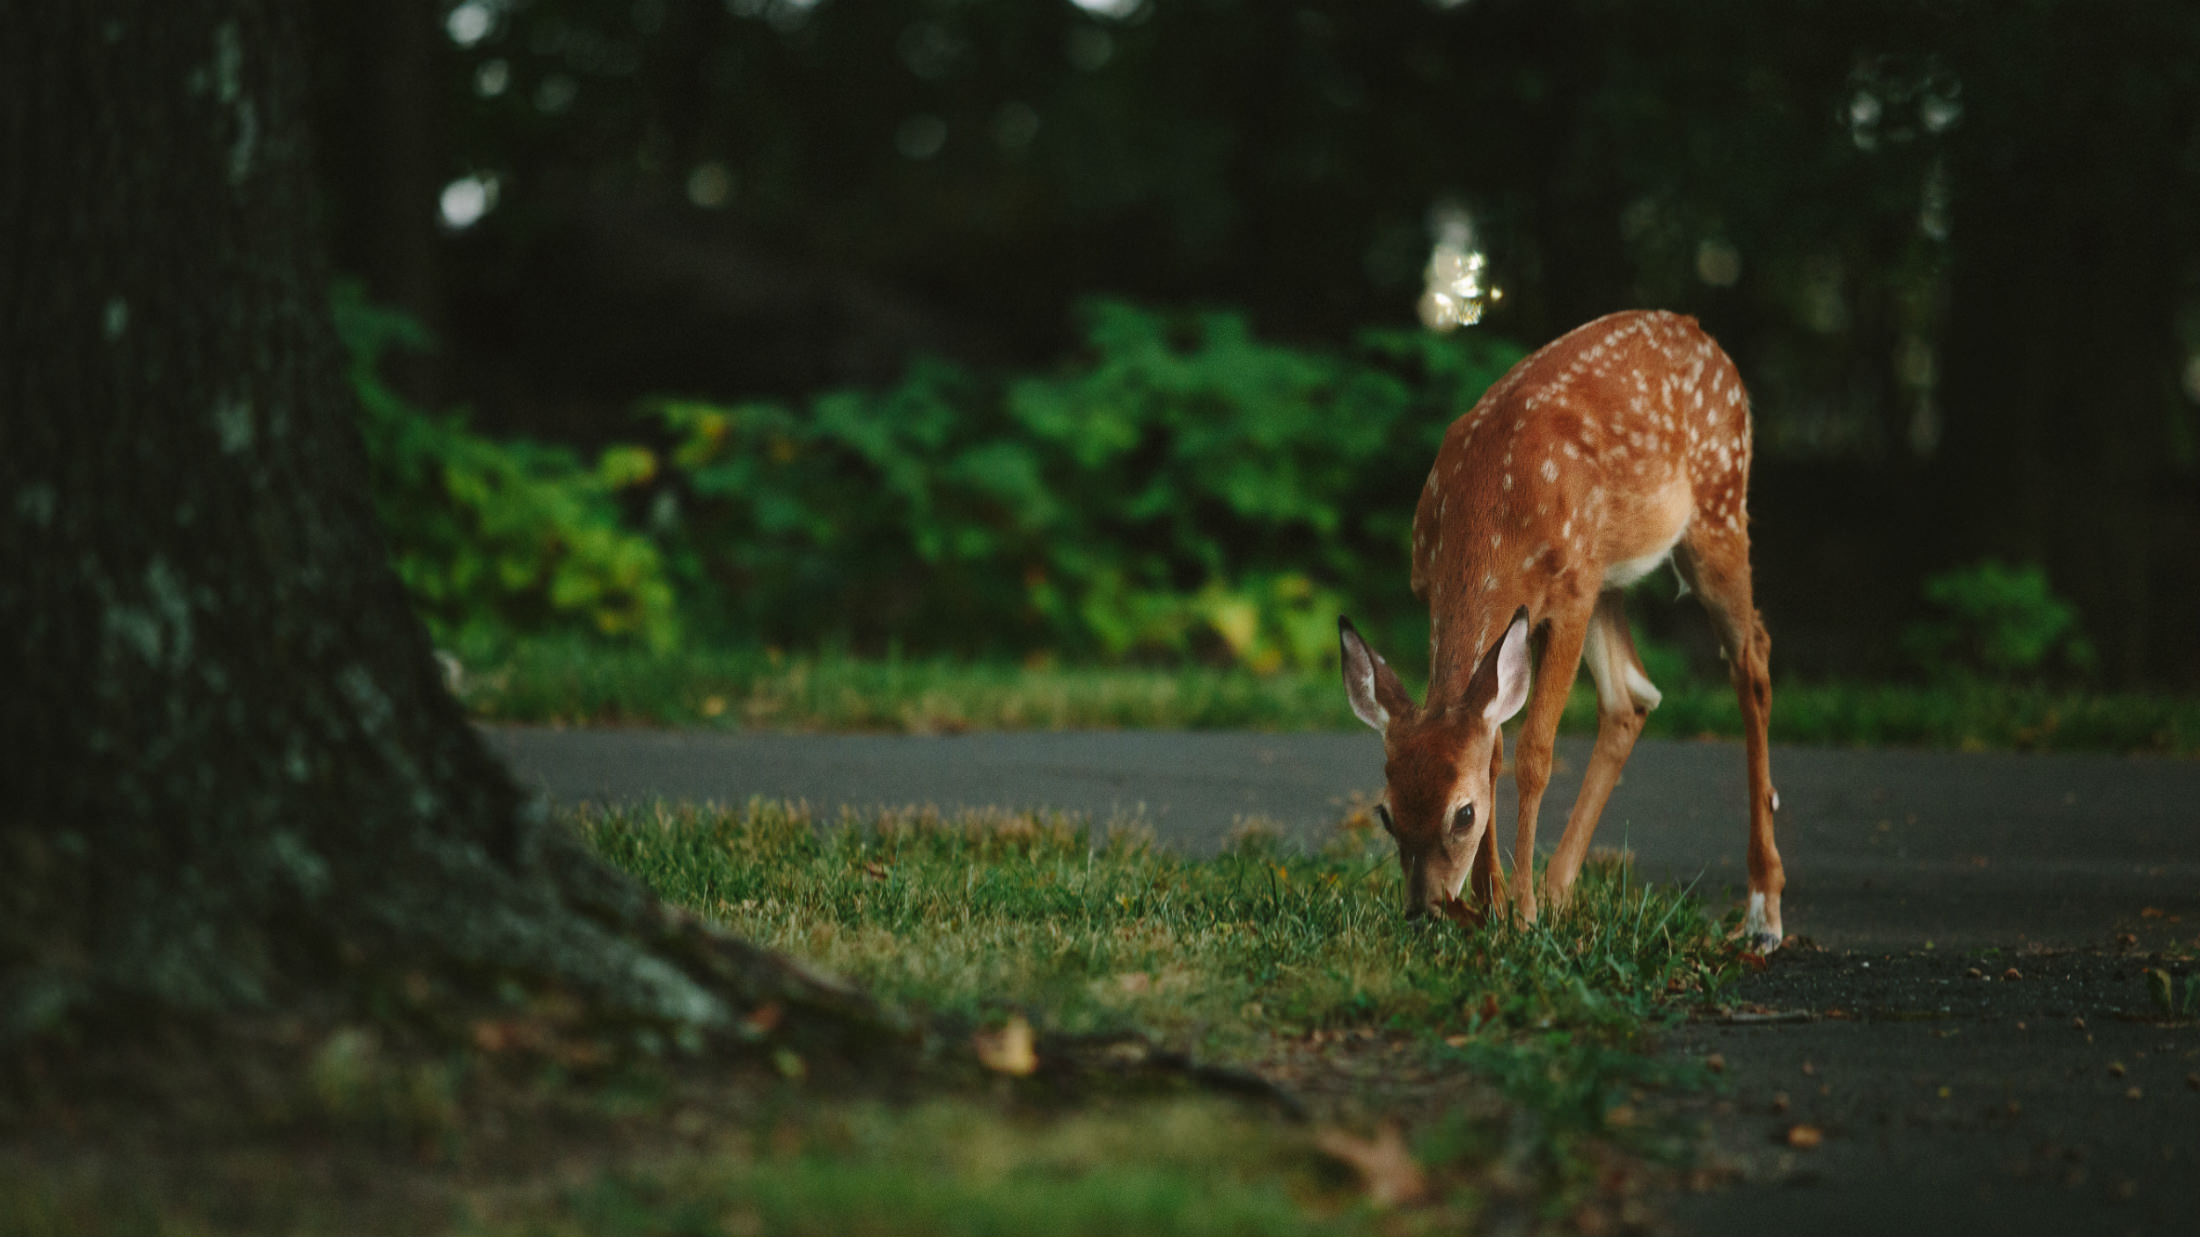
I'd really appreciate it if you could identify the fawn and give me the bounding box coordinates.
[1339,310,1784,951]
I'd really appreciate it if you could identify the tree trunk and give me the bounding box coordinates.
[0,0,819,1041]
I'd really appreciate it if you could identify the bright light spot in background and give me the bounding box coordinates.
[446,0,495,47]
[474,58,509,97]
[1695,237,1742,288]
[2183,354,2200,405]
[1418,203,1500,332]
[896,114,947,160]
[687,162,734,208]
[1848,90,1882,151]
[1920,93,1962,133]
[1068,0,1146,19]
[1847,90,1882,130]
[439,173,499,230]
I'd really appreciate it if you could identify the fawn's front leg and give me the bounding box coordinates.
[1508,598,1592,924]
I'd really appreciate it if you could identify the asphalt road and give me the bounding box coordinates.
[485,727,2200,949]
[486,726,2200,1233]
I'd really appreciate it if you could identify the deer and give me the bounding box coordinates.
[1338,309,1785,952]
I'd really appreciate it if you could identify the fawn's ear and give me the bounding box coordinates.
[1339,616,1415,733]
[1466,606,1533,725]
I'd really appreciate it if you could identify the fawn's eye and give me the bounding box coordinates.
[1451,803,1476,835]
[1374,804,1396,835]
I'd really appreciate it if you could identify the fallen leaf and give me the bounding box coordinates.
[1315,1124,1426,1208]
[974,1015,1039,1076]
[745,1002,784,1036]
[2145,969,2173,1015]
[1785,1123,1824,1149]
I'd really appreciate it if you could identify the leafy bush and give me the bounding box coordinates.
[334,284,679,651]
[645,301,1525,669]
[1900,559,2094,681]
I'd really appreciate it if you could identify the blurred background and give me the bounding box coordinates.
[310,0,2200,696]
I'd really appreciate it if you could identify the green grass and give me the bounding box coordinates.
[546,800,1742,1233]
[457,638,2200,755]
[582,801,1731,1054]
[2,802,1737,1235]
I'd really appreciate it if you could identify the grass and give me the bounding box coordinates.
[4,802,1748,1236]
[557,800,1746,1232]
[455,638,2200,755]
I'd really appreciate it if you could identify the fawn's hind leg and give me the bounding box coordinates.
[1677,529,1783,950]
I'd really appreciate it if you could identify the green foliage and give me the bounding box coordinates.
[646,302,1525,670]
[333,284,679,650]
[1900,560,2095,682]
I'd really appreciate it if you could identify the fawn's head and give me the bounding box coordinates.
[1338,608,1531,919]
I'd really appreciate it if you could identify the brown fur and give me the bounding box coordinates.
[1350,310,1786,942]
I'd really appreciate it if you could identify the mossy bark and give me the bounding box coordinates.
[0,0,850,1046]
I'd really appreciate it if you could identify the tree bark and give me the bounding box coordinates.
[0,0,779,1039]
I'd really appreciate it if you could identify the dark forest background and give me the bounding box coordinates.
[305,0,2200,688]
